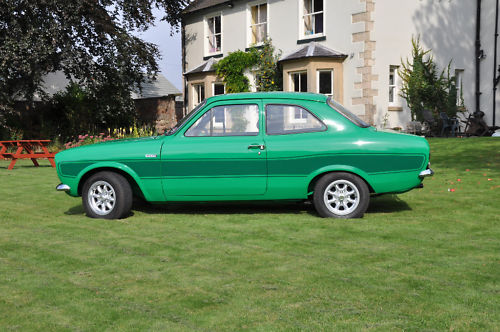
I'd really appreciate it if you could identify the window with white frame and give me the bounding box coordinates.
[249,2,268,45]
[291,71,307,92]
[388,66,400,106]
[206,14,222,54]
[213,82,225,95]
[301,0,324,37]
[193,83,205,106]
[317,69,333,96]
[455,69,464,106]
[293,107,308,123]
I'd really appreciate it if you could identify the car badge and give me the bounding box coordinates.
[145,154,157,158]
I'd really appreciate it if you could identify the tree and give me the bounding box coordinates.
[0,0,188,133]
[399,36,463,124]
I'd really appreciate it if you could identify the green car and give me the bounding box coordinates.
[55,92,433,219]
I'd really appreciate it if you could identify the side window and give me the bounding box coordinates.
[266,104,326,135]
[185,104,260,137]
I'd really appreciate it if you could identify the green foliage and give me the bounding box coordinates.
[49,83,93,140]
[0,0,187,130]
[47,83,136,141]
[215,39,282,93]
[253,39,282,91]
[215,51,258,93]
[399,37,464,125]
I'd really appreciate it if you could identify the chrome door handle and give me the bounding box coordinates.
[248,144,265,150]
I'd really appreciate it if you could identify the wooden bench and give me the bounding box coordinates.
[0,140,56,170]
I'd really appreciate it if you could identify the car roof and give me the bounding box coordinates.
[206,91,328,103]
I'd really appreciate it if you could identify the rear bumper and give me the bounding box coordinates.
[419,168,434,178]
[56,183,71,191]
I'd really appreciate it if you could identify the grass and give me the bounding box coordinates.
[0,138,499,331]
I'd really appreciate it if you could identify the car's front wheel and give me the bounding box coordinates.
[313,172,370,218]
[82,171,132,219]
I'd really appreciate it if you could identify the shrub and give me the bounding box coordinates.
[399,36,464,126]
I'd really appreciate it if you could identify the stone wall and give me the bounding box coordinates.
[134,96,180,133]
[352,0,377,125]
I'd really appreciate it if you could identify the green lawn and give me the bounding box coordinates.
[0,138,499,331]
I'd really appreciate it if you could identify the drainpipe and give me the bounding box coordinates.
[475,0,482,115]
[181,17,187,116]
[493,0,499,126]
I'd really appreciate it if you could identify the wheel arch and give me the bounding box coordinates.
[76,163,145,199]
[307,166,375,196]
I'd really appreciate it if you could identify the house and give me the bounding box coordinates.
[37,71,182,132]
[131,74,182,132]
[181,0,500,130]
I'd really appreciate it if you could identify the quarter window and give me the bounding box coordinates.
[186,104,260,137]
[327,97,370,128]
[291,72,307,92]
[266,104,326,135]
[206,15,222,54]
[302,0,323,36]
[250,3,268,45]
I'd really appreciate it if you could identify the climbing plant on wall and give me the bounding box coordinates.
[253,39,282,91]
[215,51,258,93]
[215,39,281,93]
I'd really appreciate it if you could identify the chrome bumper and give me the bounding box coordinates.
[419,168,434,178]
[56,183,71,191]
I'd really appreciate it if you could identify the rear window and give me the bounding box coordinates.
[266,104,326,135]
[327,97,370,128]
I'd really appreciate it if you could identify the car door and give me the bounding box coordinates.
[162,100,267,198]
[263,100,329,198]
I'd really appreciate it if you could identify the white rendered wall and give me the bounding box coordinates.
[373,0,500,128]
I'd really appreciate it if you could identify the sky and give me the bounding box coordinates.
[136,10,183,91]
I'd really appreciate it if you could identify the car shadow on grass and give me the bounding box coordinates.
[64,200,317,216]
[133,200,317,216]
[65,195,411,217]
[366,194,412,213]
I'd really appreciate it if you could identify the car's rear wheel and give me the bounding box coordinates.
[313,172,369,218]
[82,171,132,219]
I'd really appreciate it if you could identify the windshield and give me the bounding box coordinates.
[165,101,206,135]
[327,97,371,128]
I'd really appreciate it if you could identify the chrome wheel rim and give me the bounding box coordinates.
[323,180,360,216]
[88,181,116,216]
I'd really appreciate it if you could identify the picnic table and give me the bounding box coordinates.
[0,140,56,170]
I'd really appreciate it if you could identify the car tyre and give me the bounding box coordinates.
[313,172,370,219]
[82,171,132,219]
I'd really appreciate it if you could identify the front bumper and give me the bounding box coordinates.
[56,183,71,191]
